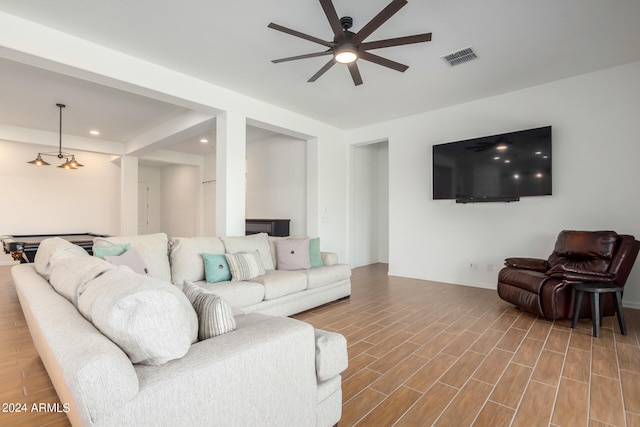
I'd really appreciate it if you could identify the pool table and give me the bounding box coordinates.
[1,233,107,263]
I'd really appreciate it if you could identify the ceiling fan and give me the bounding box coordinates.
[268,0,432,86]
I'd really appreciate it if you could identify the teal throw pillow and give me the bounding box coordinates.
[309,238,323,268]
[202,253,232,283]
[93,243,130,259]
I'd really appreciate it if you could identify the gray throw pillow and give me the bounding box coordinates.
[225,251,265,281]
[183,281,236,340]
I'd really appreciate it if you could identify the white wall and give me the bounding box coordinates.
[246,135,307,236]
[202,153,216,236]
[350,141,389,267]
[347,60,640,308]
[0,12,349,261]
[160,164,200,237]
[377,142,389,263]
[0,140,120,235]
[138,165,162,233]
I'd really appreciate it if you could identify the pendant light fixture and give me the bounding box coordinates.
[28,103,84,169]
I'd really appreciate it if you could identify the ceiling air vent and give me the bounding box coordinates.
[441,47,478,66]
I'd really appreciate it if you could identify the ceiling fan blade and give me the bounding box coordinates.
[347,62,363,86]
[308,58,336,82]
[319,0,345,42]
[351,0,408,44]
[268,23,333,48]
[360,33,432,50]
[272,50,333,63]
[359,51,408,72]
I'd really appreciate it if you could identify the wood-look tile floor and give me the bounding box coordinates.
[294,263,640,427]
[2,263,640,426]
[0,265,69,427]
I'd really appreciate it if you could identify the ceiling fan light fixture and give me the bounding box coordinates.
[334,44,358,64]
[269,0,432,85]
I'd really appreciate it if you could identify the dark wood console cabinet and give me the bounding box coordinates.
[245,219,290,237]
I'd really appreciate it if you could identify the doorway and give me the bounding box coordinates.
[350,141,389,267]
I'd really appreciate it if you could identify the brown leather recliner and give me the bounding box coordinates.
[497,230,640,320]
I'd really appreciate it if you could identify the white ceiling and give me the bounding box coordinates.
[1,0,640,155]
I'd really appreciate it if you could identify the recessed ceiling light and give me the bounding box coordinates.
[89,130,100,136]
[200,138,209,144]
[496,145,507,150]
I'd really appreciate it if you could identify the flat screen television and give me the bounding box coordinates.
[432,126,552,202]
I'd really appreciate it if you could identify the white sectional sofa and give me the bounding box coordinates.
[12,233,350,427]
[89,232,352,316]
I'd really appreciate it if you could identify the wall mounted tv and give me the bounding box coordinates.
[432,126,552,203]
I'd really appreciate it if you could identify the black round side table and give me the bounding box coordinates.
[570,282,626,337]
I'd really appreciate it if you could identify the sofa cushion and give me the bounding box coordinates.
[314,329,348,382]
[104,247,148,275]
[34,237,88,280]
[49,251,116,305]
[169,236,226,285]
[222,233,275,270]
[197,280,265,309]
[226,251,265,281]
[275,237,311,271]
[251,270,308,300]
[77,268,198,365]
[268,236,285,269]
[203,253,232,283]
[183,281,236,340]
[301,264,352,289]
[93,233,171,282]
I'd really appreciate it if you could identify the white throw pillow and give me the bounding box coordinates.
[49,252,115,304]
[77,268,198,365]
[34,237,88,280]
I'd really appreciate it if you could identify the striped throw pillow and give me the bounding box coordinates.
[183,281,236,340]
[225,251,265,281]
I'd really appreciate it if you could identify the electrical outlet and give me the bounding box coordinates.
[469,262,479,270]
[487,263,493,272]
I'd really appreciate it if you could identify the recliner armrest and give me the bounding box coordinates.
[504,257,549,272]
[546,263,614,282]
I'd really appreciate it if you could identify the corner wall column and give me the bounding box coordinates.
[215,111,246,236]
[120,155,139,235]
